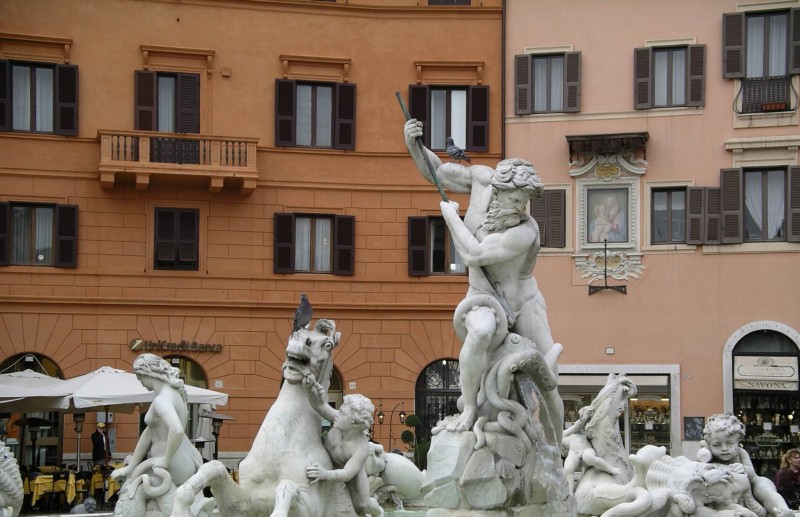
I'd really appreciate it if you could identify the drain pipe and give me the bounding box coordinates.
[501,0,506,160]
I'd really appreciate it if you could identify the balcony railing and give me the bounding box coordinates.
[740,76,794,114]
[98,130,259,194]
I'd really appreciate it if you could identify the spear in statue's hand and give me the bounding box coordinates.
[395,92,448,203]
[395,92,516,329]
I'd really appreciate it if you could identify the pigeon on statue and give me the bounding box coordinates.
[291,293,313,333]
[446,137,471,163]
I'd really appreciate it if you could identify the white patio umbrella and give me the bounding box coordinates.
[0,369,71,411]
[57,366,229,411]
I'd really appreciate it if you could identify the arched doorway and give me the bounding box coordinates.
[724,322,800,481]
[415,359,460,442]
[0,353,64,467]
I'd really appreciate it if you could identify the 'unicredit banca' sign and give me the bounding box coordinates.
[130,338,223,353]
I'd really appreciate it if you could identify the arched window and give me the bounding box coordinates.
[415,359,460,441]
[0,353,63,467]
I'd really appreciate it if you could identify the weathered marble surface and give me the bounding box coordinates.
[0,441,22,517]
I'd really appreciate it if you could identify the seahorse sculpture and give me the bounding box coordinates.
[0,441,23,517]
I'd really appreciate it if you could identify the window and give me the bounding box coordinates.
[692,167,800,244]
[0,60,78,135]
[530,189,566,248]
[723,9,800,113]
[0,202,78,267]
[744,169,786,241]
[407,216,466,276]
[514,52,580,114]
[408,85,487,152]
[135,71,200,164]
[275,80,356,150]
[135,71,199,133]
[274,213,355,275]
[634,46,705,109]
[154,208,199,271]
[652,188,686,244]
[415,359,461,445]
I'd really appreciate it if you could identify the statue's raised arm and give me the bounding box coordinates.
[402,119,485,195]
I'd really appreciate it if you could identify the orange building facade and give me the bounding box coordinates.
[0,0,503,466]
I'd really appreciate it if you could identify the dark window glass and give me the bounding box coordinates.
[11,63,54,132]
[743,169,786,241]
[295,215,333,273]
[415,359,461,443]
[652,188,686,244]
[10,204,55,265]
[743,11,791,112]
[297,83,333,148]
[653,48,687,107]
[533,55,564,112]
[429,217,465,275]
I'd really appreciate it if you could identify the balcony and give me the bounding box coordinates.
[98,130,259,195]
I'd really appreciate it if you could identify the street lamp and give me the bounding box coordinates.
[14,417,49,469]
[386,402,406,452]
[371,403,383,439]
[73,413,86,470]
[201,412,234,460]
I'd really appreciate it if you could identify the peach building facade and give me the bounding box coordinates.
[505,0,800,474]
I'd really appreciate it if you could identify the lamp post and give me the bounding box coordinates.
[73,413,85,470]
[201,412,234,461]
[14,417,49,469]
[371,403,383,440]
[386,402,406,452]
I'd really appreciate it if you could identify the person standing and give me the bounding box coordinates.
[776,448,800,509]
[91,423,107,467]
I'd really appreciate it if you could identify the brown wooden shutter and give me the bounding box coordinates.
[687,45,706,107]
[333,215,355,275]
[55,64,78,135]
[274,212,295,274]
[275,79,296,147]
[0,202,8,265]
[514,54,532,115]
[705,187,721,244]
[409,85,431,148]
[176,73,200,134]
[334,83,356,151]
[467,85,488,152]
[686,187,705,244]
[634,48,652,109]
[55,204,78,268]
[545,190,566,248]
[791,9,800,75]
[135,71,156,131]
[155,208,176,268]
[564,52,581,112]
[177,209,198,268]
[530,194,547,245]
[723,12,745,79]
[788,166,800,242]
[0,61,8,131]
[408,216,429,276]
[720,168,743,243]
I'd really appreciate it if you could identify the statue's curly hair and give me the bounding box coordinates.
[491,158,544,199]
[133,353,188,402]
[343,394,374,431]
[703,413,745,441]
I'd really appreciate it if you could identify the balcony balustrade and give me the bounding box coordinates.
[98,130,259,194]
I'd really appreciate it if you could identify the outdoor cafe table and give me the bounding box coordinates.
[29,470,77,508]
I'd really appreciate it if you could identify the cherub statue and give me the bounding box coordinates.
[304,375,383,517]
[562,406,621,492]
[697,413,792,517]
